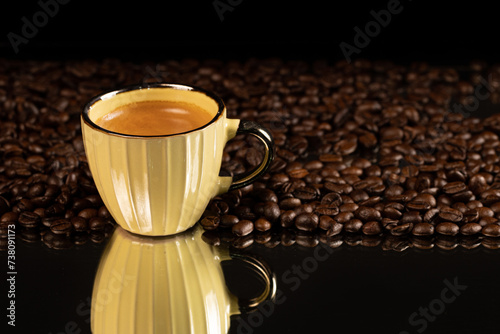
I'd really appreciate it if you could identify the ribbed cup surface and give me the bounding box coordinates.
[82,112,238,235]
[91,226,235,334]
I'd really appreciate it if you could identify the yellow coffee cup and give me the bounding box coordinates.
[91,225,276,334]
[81,83,274,236]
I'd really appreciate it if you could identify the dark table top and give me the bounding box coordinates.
[3,225,500,334]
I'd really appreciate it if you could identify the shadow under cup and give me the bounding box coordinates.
[81,83,274,236]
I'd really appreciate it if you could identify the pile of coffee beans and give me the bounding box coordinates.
[1,58,500,251]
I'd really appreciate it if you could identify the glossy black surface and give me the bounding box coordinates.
[2,229,500,334]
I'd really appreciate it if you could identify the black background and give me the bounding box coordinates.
[1,1,500,334]
[0,0,498,63]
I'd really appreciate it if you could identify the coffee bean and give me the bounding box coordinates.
[50,218,73,234]
[254,218,272,232]
[477,206,494,218]
[482,224,500,237]
[232,220,254,237]
[326,221,343,236]
[252,188,278,203]
[89,217,106,231]
[335,211,354,224]
[295,213,319,231]
[340,203,359,212]
[321,192,342,206]
[435,222,459,236]
[314,204,339,216]
[354,206,381,221]
[383,207,402,220]
[319,215,335,230]
[344,219,363,233]
[293,186,318,200]
[280,197,301,210]
[362,221,382,235]
[220,215,239,228]
[78,208,98,220]
[280,210,296,228]
[262,201,281,222]
[460,222,482,235]
[438,207,464,223]
[200,216,220,230]
[18,211,40,227]
[97,206,111,219]
[412,222,434,236]
[443,181,467,194]
[71,216,88,232]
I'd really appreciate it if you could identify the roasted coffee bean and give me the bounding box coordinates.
[412,222,434,236]
[280,210,296,228]
[324,182,352,194]
[477,206,494,218]
[78,208,98,220]
[407,194,436,210]
[354,206,381,221]
[72,198,93,212]
[401,211,422,224]
[340,203,359,212]
[435,222,459,236]
[389,223,414,236]
[321,192,342,206]
[460,222,482,235]
[350,190,369,202]
[18,211,41,227]
[97,206,111,219]
[438,207,463,222]
[1,212,18,223]
[89,217,106,231]
[280,197,301,210]
[295,213,319,231]
[314,204,339,216]
[335,212,354,224]
[478,217,498,226]
[319,215,335,230]
[423,208,440,223]
[71,216,88,232]
[200,216,220,230]
[293,203,314,216]
[326,221,343,236]
[463,209,479,223]
[254,218,272,232]
[232,220,254,237]
[293,186,318,200]
[344,219,363,233]
[220,215,239,228]
[262,201,281,222]
[382,207,402,220]
[443,181,467,194]
[362,221,382,235]
[482,224,500,237]
[209,201,230,215]
[252,189,278,203]
[50,218,73,234]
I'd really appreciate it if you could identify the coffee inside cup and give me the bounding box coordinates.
[95,100,213,136]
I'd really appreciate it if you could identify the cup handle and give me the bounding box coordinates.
[226,251,277,313]
[227,120,276,191]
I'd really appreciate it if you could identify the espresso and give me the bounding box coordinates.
[95,100,214,136]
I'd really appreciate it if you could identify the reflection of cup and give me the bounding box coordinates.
[81,83,275,236]
[91,225,275,334]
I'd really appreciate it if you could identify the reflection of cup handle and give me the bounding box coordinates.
[228,252,277,312]
[227,120,275,191]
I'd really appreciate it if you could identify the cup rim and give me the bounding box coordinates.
[82,82,226,138]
